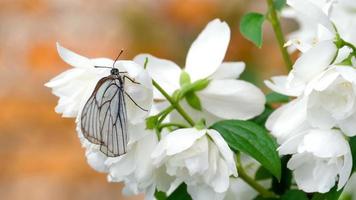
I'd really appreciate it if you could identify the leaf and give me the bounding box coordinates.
[146,115,158,129]
[180,71,191,87]
[281,190,308,200]
[349,136,356,172]
[240,12,265,48]
[274,0,287,11]
[266,92,290,105]
[255,166,273,181]
[211,120,281,180]
[185,92,202,110]
[167,183,192,200]
[311,186,344,200]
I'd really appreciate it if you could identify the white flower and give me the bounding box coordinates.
[151,128,237,200]
[278,128,352,193]
[134,19,265,124]
[45,43,153,171]
[305,66,356,136]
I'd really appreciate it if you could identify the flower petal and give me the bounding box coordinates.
[339,113,356,137]
[207,129,237,176]
[151,128,206,164]
[56,42,93,68]
[134,54,181,99]
[264,75,303,96]
[299,129,349,158]
[185,19,230,81]
[338,151,352,190]
[198,79,265,120]
[85,147,109,173]
[290,40,337,85]
[211,62,245,80]
[287,0,335,34]
[266,98,309,143]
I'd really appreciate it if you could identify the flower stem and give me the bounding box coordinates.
[158,123,188,130]
[266,0,293,71]
[236,154,278,198]
[152,79,195,126]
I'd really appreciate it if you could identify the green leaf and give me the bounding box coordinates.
[266,92,290,105]
[255,166,273,181]
[167,183,192,200]
[178,79,210,99]
[349,136,356,172]
[185,92,202,110]
[211,120,281,180]
[180,71,191,87]
[240,12,265,48]
[274,0,286,11]
[311,186,344,200]
[146,115,158,129]
[281,190,308,200]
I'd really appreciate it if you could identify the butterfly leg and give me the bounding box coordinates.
[124,91,148,112]
[123,75,140,84]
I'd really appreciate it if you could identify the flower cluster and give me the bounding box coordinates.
[46,19,266,200]
[45,0,356,198]
[266,0,356,193]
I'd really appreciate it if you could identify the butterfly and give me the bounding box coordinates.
[80,50,148,157]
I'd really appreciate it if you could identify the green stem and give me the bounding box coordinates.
[266,0,293,71]
[152,79,195,126]
[158,123,188,130]
[236,154,278,198]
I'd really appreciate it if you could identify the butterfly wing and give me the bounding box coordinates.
[80,76,128,157]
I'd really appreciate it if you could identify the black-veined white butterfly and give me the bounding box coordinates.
[80,51,148,157]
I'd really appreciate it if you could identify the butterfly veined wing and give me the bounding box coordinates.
[80,76,128,157]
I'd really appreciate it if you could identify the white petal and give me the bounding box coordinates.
[338,151,352,190]
[207,129,237,176]
[290,40,337,84]
[187,184,226,200]
[134,54,181,99]
[185,19,230,81]
[299,129,349,158]
[56,42,93,68]
[287,0,335,34]
[264,75,303,96]
[198,79,265,120]
[151,128,206,164]
[278,131,307,155]
[85,148,109,173]
[211,62,245,80]
[210,158,230,193]
[339,113,356,137]
[284,39,313,53]
[266,98,309,143]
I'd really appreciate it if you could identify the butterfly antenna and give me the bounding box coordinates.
[113,49,124,68]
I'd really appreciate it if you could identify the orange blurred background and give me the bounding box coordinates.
[0,0,295,199]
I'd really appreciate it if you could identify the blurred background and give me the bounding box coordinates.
[0,0,296,199]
